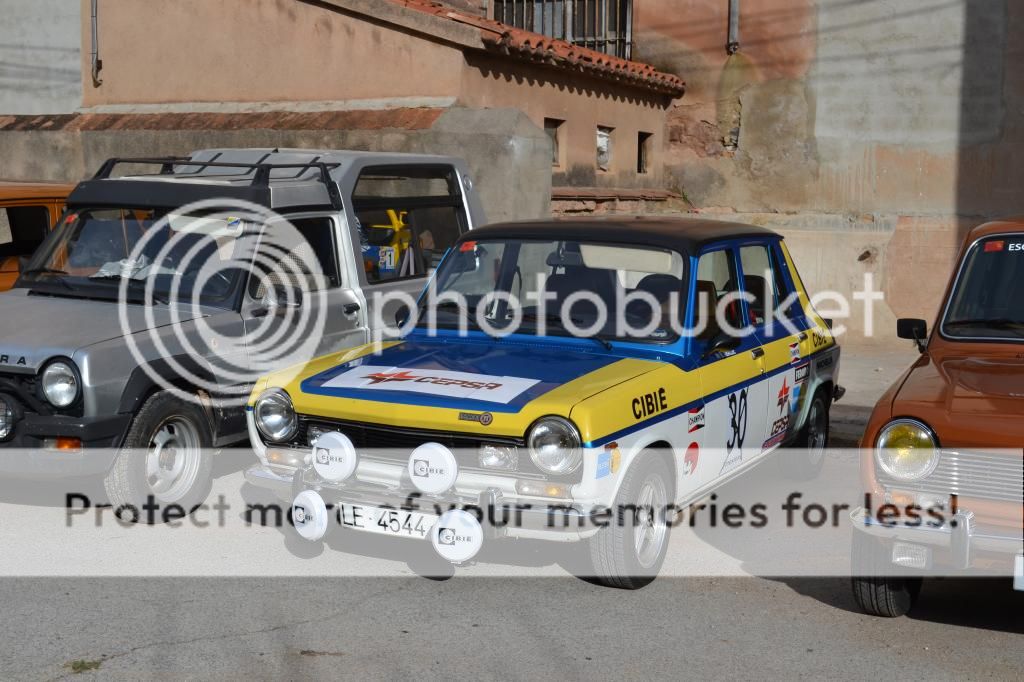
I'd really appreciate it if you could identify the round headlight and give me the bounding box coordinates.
[875,419,939,481]
[254,389,298,443]
[42,361,80,408]
[527,417,582,475]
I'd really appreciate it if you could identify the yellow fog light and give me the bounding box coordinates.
[875,419,939,481]
[267,448,306,468]
[516,480,571,499]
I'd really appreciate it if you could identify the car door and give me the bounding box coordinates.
[242,213,369,374]
[737,240,811,455]
[691,246,771,482]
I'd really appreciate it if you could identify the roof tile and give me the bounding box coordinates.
[389,0,685,96]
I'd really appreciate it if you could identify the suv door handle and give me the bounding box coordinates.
[343,303,361,315]
[751,348,765,359]
[251,307,269,318]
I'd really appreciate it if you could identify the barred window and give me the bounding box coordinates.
[493,0,633,60]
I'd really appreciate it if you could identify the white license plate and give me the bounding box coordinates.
[1015,554,1024,592]
[339,503,437,539]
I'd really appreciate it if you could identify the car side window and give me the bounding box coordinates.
[0,206,50,258]
[739,244,779,327]
[694,248,745,346]
[353,165,468,285]
[768,242,806,323]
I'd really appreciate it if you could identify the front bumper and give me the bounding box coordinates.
[245,462,595,541]
[850,507,1023,570]
[0,412,131,477]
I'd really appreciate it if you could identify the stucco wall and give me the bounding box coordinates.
[79,0,467,107]
[634,0,1021,341]
[0,0,82,115]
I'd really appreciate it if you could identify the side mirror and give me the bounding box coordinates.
[394,306,408,327]
[701,334,742,361]
[897,318,928,353]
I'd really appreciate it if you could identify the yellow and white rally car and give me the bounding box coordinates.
[246,217,842,588]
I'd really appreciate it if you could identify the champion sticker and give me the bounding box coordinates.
[320,366,541,404]
[789,342,802,365]
[687,407,706,433]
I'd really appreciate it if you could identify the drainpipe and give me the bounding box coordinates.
[727,0,740,54]
[91,0,102,86]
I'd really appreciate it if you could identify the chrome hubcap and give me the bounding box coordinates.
[145,418,202,503]
[633,476,668,569]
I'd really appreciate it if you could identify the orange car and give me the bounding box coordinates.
[851,218,1024,616]
[0,180,74,290]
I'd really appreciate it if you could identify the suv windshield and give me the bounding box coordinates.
[420,238,686,343]
[942,235,1024,341]
[19,207,249,308]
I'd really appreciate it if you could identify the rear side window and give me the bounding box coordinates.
[353,166,468,284]
[0,206,51,258]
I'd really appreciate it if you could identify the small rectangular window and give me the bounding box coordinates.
[597,126,614,172]
[637,132,652,174]
[352,165,469,285]
[0,206,51,258]
[544,118,564,167]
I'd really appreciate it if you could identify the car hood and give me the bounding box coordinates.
[894,352,1024,448]
[276,336,664,438]
[0,289,210,372]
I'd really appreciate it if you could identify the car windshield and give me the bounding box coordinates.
[420,238,686,343]
[19,207,249,308]
[942,235,1024,341]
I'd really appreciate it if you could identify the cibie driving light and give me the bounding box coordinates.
[41,361,80,408]
[254,389,298,443]
[875,419,939,481]
[527,417,582,475]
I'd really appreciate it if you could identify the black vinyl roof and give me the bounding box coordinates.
[464,216,780,254]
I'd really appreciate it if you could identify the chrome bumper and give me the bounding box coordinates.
[850,507,1023,569]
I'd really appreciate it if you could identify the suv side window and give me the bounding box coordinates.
[248,216,341,299]
[353,166,468,284]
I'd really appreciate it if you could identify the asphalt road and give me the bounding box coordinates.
[2,345,1022,680]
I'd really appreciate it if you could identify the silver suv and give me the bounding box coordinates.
[0,148,485,512]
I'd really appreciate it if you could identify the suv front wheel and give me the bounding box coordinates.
[104,391,214,521]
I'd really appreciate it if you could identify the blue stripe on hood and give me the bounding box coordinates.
[299,338,622,413]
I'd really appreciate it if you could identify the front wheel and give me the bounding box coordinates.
[778,388,829,480]
[850,531,923,617]
[586,454,673,589]
[104,391,213,521]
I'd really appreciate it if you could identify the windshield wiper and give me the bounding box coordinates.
[20,268,74,291]
[521,312,614,350]
[21,267,69,277]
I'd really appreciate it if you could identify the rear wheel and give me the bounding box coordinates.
[104,391,213,522]
[586,454,673,589]
[778,389,829,480]
[850,531,923,617]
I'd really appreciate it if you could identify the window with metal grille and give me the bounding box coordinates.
[493,0,634,60]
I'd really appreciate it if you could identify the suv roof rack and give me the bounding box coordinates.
[89,157,344,210]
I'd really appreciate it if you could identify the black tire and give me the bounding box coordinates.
[778,388,829,481]
[586,454,673,590]
[103,391,214,522]
[850,531,923,617]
